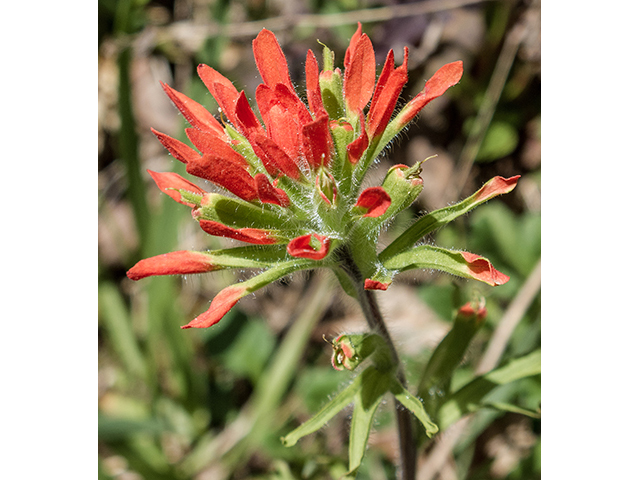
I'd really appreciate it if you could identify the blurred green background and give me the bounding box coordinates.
[98,0,540,478]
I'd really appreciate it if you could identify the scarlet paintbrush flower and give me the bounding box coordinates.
[127,24,519,328]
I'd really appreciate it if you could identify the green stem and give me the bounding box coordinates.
[339,249,416,480]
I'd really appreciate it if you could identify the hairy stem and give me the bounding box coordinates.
[338,249,416,480]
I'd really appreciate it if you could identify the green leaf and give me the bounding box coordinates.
[379,176,518,262]
[417,304,485,405]
[205,245,290,269]
[381,245,506,286]
[281,375,362,447]
[197,192,296,230]
[389,378,439,437]
[347,367,389,475]
[438,349,541,429]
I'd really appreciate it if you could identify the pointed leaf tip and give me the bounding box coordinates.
[460,252,510,286]
[397,60,464,126]
[473,175,520,202]
[181,285,246,328]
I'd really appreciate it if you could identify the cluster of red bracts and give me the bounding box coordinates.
[127,24,517,329]
[145,27,462,255]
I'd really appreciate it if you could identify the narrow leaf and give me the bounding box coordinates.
[389,377,439,437]
[347,367,389,474]
[281,375,363,447]
[382,245,509,286]
[379,176,520,261]
[183,259,315,328]
[417,301,486,403]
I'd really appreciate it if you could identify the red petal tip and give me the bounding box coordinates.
[364,279,390,291]
[127,251,217,281]
[181,285,246,329]
[460,252,510,286]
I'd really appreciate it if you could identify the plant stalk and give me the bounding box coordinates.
[339,249,416,480]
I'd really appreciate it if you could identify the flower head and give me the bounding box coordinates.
[128,24,519,328]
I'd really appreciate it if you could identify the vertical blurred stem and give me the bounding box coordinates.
[339,250,416,480]
[360,289,416,480]
[118,46,150,252]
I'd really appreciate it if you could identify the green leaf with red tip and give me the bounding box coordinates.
[126,246,286,281]
[366,60,464,166]
[394,61,464,128]
[417,300,487,405]
[182,258,315,328]
[381,245,510,286]
[127,250,223,280]
[380,175,520,261]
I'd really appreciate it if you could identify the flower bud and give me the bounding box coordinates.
[315,168,338,206]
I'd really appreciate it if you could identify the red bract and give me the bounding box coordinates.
[147,170,204,207]
[459,252,510,286]
[127,251,220,281]
[127,24,518,329]
[287,234,332,260]
[395,61,464,128]
[354,187,391,218]
[181,285,247,329]
[199,220,282,245]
